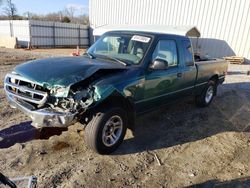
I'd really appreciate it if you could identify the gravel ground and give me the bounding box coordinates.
[0,48,250,188]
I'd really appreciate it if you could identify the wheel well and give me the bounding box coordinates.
[209,74,219,95]
[94,92,136,131]
[209,75,219,83]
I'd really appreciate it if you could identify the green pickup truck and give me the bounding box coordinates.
[4,27,228,154]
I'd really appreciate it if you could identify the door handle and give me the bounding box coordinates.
[177,72,182,77]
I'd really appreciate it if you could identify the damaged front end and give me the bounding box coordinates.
[4,73,97,128]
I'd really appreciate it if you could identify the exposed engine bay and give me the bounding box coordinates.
[47,69,119,114]
[49,86,95,114]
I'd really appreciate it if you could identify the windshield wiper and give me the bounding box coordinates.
[84,52,95,59]
[99,55,128,66]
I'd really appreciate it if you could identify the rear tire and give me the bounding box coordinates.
[195,80,216,107]
[84,106,127,154]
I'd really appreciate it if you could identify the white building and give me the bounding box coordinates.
[89,0,250,62]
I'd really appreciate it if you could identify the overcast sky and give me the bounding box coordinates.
[10,0,89,15]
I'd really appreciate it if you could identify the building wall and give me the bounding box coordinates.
[90,0,250,61]
[0,20,89,48]
[0,20,30,47]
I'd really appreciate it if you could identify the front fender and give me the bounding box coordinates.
[94,85,125,105]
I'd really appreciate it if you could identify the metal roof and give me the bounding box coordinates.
[93,25,201,37]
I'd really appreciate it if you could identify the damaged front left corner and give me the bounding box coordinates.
[31,85,97,128]
[4,73,99,128]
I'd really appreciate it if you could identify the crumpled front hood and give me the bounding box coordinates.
[14,56,126,89]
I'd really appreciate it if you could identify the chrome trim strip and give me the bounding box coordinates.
[135,81,209,104]
[194,82,207,87]
[135,85,195,104]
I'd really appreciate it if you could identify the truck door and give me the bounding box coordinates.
[138,38,186,112]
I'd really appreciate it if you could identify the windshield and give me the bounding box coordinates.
[87,33,152,65]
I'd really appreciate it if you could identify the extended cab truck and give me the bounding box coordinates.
[4,26,228,154]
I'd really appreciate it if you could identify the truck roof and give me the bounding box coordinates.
[93,25,200,38]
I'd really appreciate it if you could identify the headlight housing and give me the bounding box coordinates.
[51,87,69,97]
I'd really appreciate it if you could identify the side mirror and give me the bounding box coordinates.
[149,59,168,70]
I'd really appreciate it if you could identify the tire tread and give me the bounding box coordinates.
[84,107,127,154]
[195,80,216,107]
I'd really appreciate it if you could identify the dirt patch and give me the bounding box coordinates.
[0,48,250,187]
[52,142,70,151]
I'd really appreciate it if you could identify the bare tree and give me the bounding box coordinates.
[77,15,89,25]
[62,16,71,23]
[65,5,77,19]
[3,0,17,19]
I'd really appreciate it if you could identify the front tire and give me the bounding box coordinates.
[84,106,127,154]
[195,80,216,107]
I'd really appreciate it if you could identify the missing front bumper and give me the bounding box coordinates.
[7,95,77,128]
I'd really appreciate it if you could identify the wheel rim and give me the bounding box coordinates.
[205,85,214,104]
[102,115,123,147]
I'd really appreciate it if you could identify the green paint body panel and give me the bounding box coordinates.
[14,56,127,97]
[14,31,228,115]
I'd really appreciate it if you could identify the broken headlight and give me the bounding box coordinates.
[50,87,69,97]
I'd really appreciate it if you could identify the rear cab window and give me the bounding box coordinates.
[182,39,194,66]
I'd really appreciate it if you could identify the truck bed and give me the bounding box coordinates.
[194,59,228,94]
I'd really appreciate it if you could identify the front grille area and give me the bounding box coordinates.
[4,73,48,106]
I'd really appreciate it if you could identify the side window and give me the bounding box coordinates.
[152,40,178,67]
[182,40,194,66]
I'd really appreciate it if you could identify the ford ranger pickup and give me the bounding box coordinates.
[4,28,228,154]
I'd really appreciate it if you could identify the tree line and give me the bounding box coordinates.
[0,0,89,25]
